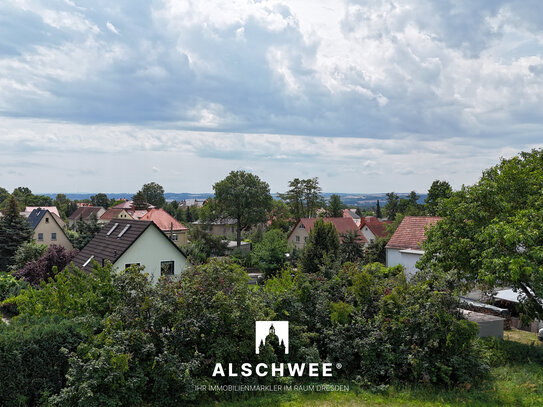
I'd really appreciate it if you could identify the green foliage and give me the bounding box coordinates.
[419,149,543,319]
[69,213,103,250]
[10,240,48,271]
[0,195,32,271]
[0,272,29,302]
[425,180,452,216]
[90,192,110,209]
[131,190,149,210]
[214,170,273,247]
[182,227,227,264]
[384,192,399,220]
[376,199,382,218]
[252,229,288,277]
[300,218,340,275]
[339,230,365,263]
[279,177,324,221]
[268,200,293,232]
[140,182,166,208]
[327,194,344,217]
[0,316,87,407]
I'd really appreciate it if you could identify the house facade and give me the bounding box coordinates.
[287,217,365,250]
[359,217,392,244]
[27,208,73,249]
[385,216,441,280]
[72,218,188,282]
[138,209,189,246]
[68,206,106,227]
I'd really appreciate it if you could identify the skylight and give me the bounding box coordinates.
[118,224,131,238]
[83,255,94,267]
[107,223,119,236]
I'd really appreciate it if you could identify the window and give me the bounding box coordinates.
[45,217,49,223]
[299,224,305,229]
[161,261,174,276]
[295,235,300,242]
[51,232,57,240]
[125,263,140,269]
[171,234,178,241]
[37,233,43,241]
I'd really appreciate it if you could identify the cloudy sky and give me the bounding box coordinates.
[1,0,542,194]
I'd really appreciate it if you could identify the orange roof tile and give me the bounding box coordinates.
[359,217,392,238]
[138,208,187,231]
[289,217,367,243]
[385,216,441,250]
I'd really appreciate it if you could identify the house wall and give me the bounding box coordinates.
[360,225,376,245]
[165,229,188,246]
[114,226,187,282]
[386,248,402,268]
[69,208,106,227]
[34,216,73,250]
[287,224,309,250]
[386,248,423,280]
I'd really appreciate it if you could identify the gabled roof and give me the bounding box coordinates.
[138,208,187,231]
[288,217,367,243]
[112,200,155,210]
[100,208,134,221]
[69,206,104,221]
[385,216,441,250]
[71,218,186,273]
[359,217,392,238]
[27,208,48,230]
[25,206,60,217]
[343,209,360,220]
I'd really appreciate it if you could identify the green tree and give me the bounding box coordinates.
[252,229,288,278]
[375,199,382,218]
[69,213,103,250]
[339,230,365,263]
[140,182,166,208]
[420,149,543,319]
[384,192,399,220]
[10,241,47,271]
[213,171,273,247]
[268,200,292,232]
[0,187,9,208]
[131,190,148,210]
[0,196,32,271]
[425,180,453,216]
[90,193,110,209]
[327,194,344,217]
[300,218,340,275]
[279,177,323,220]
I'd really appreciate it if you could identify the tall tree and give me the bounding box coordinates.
[140,182,166,208]
[327,194,344,217]
[213,171,273,247]
[384,192,399,220]
[0,196,32,270]
[339,230,365,263]
[0,187,10,207]
[425,180,453,216]
[300,218,340,275]
[90,193,110,209]
[132,191,148,210]
[420,149,543,319]
[279,177,323,220]
[375,199,382,219]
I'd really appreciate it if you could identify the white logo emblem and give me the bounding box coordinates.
[255,321,289,354]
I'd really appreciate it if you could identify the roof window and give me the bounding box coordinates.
[83,255,94,267]
[107,223,119,236]
[118,224,131,238]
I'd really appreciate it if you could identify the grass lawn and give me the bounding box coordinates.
[201,330,543,407]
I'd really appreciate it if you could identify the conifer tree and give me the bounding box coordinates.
[0,195,32,270]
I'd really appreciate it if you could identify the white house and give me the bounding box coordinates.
[72,218,188,282]
[385,216,441,280]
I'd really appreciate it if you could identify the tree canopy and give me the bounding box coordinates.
[425,180,452,216]
[0,196,32,271]
[213,170,273,247]
[420,149,543,319]
[140,182,166,208]
[279,177,323,220]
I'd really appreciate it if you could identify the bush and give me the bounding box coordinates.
[0,316,87,406]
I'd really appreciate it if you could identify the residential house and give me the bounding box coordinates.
[192,218,238,239]
[385,216,441,279]
[343,209,361,226]
[71,218,188,282]
[139,208,189,246]
[24,206,61,218]
[359,216,392,244]
[287,217,365,250]
[68,206,106,227]
[180,199,206,208]
[99,208,134,224]
[27,208,73,250]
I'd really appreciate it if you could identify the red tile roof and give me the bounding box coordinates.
[385,216,442,250]
[100,208,133,221]
[289,217,367,243]
[138,209,187,231]
[359,217,392,238]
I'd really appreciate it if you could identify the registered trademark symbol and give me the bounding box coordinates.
[336,363,342,369]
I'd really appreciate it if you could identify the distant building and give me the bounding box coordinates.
[24,206,61,218]
[68,206,106,227]
[27,208,73,250]
[385,216,441,279]
[99,208,133,224]
[180,199,206,208]
[139,208,189,246]
[342,209,361,226]
[359,216,392,244]
[192,218,237,239]
[287,217,365,250]
[72,218,188,282]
